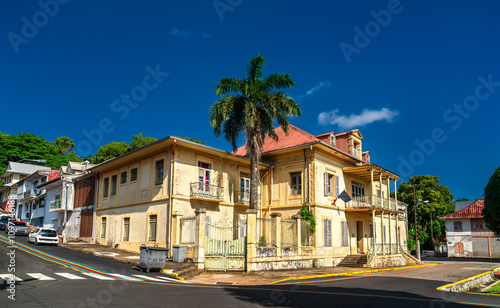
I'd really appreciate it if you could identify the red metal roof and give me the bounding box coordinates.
[440,199,485,219]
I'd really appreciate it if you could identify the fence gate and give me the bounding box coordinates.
[205,221,246,271]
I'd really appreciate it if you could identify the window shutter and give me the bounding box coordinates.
[324,172,328,196]
[335,175,340,197]
[324,219,332,247]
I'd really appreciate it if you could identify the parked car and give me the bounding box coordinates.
[5,221,30,235]
[28,228,59,246]
[0,215,12,230]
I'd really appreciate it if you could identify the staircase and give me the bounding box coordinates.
[338,254,368,268]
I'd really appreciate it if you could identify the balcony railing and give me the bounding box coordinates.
[238,189,261,205]
[49,200,62,211]
[367,244,402,264]
[347,195,398,212]
[190,182,224,200]
[23,189,35,199]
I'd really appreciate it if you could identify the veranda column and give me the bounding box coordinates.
[394,179,400,253]
[379,173,384,209]
[388,177,391,211]
[388,213,392,254]
[372,209,377,257]
[370,169,375,206]
[293,214,302,255]
[380,211,385,255]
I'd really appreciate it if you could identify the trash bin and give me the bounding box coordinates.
[172,245,187,263]
[139,245,169,272]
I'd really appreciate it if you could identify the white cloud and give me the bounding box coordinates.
[299,81,331,99]
[169,27,192,38]
[318,108,399,130]
[201,32,211,39]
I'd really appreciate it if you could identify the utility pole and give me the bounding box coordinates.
[413,185,420,262]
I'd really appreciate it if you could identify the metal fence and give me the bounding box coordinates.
[281,219,297,246]
[301,221,313,246]
[257,217,275,247]
[180,216,196,245]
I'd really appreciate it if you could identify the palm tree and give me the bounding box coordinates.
[52,136,76,155]
[209,55,301,210]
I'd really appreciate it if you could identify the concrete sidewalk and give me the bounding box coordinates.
[58,240,438,285]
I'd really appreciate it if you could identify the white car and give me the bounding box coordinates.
[28,228,59,246]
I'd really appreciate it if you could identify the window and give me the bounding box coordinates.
[330,134,336,146]
[120,171,127,184]
[353,143,358,158]
[324,172,333,196]
[341,221,349,247]
[290,172,302,195]
[123,217,130,241]
[131,168,138,181]
[240,173,250,202]
[103,178,109,197]
[324,219,332,247]
[454,221,463,232]
[351,182,365,197]
[155,160,164,185]
[198,162,211,189]
[149,215,157,241]
[111,175,117,196]
[335,175,340,197]
[101,217,106,238]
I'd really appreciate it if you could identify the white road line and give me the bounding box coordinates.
[0,274,23,282]
[109,273,141,281]
[55,273,86,280]
[155,276,189,283]
[132,275,169,282]
[81,272,115,280]
[26,273,55,280]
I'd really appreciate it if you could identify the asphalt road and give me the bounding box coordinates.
[1,235,499,307]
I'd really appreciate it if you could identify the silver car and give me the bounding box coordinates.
[6,221,30,236]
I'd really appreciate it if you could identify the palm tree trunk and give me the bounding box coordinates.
[249,133,260,210]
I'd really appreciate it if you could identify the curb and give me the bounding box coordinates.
[161,269,184,281]
[272,263,440,284]
[437,267,500,295]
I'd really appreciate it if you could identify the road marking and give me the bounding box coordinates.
[26,273,55,280]
[132,275,168,282]
[81,272,115,280]
[55,273,86,280]
[0,274,23,282]
[109,273,141,281]
[155,275,191,283]
[460,267,493,270]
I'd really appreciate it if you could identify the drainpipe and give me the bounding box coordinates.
[168,139,176,257]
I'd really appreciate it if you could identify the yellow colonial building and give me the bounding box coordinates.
[91,126,412,271]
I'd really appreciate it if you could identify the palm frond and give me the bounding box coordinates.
[247,55,266,83]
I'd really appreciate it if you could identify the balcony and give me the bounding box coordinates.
[23,189,35,199]
[190,182,224,201]
[238,189,261,205]
[49,200,63,212]
[347,195,399,212]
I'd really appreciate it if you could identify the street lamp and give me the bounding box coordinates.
[415,199,429,262]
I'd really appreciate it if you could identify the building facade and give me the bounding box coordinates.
[441,199,500,258]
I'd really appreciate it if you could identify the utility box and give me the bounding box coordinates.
[139,245,169,272]
[172,245,187,263]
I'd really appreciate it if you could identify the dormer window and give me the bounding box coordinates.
[330,134,336,146]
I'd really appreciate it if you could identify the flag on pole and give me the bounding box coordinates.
[338,190,352,202]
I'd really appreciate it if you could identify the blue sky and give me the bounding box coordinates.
[1,0,499,200]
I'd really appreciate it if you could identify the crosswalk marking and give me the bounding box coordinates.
[109,273,141,281]
[155,275,188,283]
[132,274,168,282]
[55,272,86,280]
[81,272,115,280]
[0,274,23,282]
[26,273,55,280]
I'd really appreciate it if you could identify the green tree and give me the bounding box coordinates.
[483,166,500,235]
[52,136,76,155]
[395,175,454,251]
[455,197,470,202]
[209,55,301,210]
[128,133,157,151]
[175,136,205,145]
[95,142,129,161]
